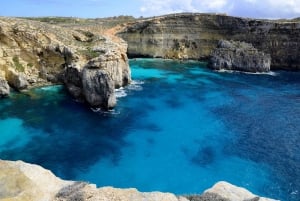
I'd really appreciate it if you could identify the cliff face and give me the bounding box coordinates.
[0,160,277,201]
[0,17,131,108]
[208,40,271,72]
[118,13,300,70]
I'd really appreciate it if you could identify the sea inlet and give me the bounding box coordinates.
[0,59,299,201]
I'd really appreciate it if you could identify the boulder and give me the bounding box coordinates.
[6,69,29,90]
[197,181,277,201]
[0,160,72,201]
[208,40,271,72]
[0,77,10,97]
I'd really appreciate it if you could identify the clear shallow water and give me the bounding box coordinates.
[0,59,300,201]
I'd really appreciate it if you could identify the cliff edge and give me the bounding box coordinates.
[118,13,300,70]
[0,17,131,109]
[0,160,277,201]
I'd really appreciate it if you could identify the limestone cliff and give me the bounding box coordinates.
[0,160,277,201]
[208,40,271,72]
[0,17,131,108]
[118,13,300,70]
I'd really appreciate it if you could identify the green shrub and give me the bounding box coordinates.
[80,47,99,60]
[27,63,34,68]
[12,56,25,72]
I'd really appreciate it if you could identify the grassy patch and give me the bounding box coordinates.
[79,47,99,60]
[12,56,25,72]
[27,63,34,68]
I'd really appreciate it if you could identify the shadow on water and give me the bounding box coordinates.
[191,146,216,167]
[0,86,150,179]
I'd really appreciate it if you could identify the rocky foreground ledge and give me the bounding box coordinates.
[0,160,277,201]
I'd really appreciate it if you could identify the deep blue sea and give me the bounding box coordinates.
[0,59,299,201]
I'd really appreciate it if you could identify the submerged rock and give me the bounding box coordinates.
[0,160,277,201]
[208,40,271,72]
[0,77,9,97]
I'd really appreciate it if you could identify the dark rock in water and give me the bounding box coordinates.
[0,77,10,97]
[6,69,29,90]
[82,67,116,109]
[208,40,271,73]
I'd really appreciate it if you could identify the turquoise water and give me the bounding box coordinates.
[0,59,300,201]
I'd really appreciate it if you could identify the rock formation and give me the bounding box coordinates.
[118,13,300,70]
[208,40,271,72]
[0,17,131,108]
[81,67,116,109]
[0,160,71,201]
[0,160,277,201]
[0,76,9,97]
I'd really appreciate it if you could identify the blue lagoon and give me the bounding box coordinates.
[0,59,299,201]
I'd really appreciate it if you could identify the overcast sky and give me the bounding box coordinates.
[1,0,300,19]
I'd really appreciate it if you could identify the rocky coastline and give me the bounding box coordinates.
[0,17,131,109]
[118,13,300,71]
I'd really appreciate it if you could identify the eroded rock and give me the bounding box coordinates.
[82,67,116,109]
[208,40,271,72]
[6,69,29,90]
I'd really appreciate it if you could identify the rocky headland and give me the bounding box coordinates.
[0,17,130,109]
[118,13,300,71]
[0,160,277,201]
[208,40,271,72]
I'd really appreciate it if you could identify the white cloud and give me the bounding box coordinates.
[139,0,300,19]
[140,0,197,15]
